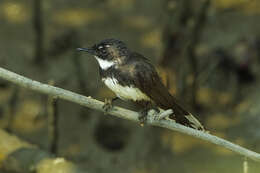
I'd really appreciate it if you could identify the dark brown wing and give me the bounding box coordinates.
[130,53,204,130]
[133,61,188,115]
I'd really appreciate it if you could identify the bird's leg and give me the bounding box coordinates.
[103,97,119,112]
[138,104,160,125]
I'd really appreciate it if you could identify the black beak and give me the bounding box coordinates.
[77,47,96,55]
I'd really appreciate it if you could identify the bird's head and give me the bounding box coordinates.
[77,39,130,70]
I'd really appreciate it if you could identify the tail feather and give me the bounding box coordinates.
[184,113,205,131]
[171,113,205,131]
[167,102,205,131]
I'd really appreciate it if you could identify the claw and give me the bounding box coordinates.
[138,105,168,126]
[138,110,147,126]
[154,109,173,121]
[103,98,113,112]
[138,106,160,126]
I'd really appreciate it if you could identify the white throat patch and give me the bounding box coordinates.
[94,56,115,70]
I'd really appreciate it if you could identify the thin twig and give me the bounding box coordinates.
[47,80,59,155]
[49,98,59,155]
[244,157,248,173]
[185,0,211,107]
[0,67,260,162]
[160,0,191,66]
[33,0,44,64]
[6,87,19,132]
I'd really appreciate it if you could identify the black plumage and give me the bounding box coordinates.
[78,39,204,130]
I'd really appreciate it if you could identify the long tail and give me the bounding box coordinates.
[170,112,205,131]
[183,113,205,131]
[168,102,205,131]
[170,112,204,131]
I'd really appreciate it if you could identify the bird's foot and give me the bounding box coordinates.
[103,98,113,112]
[138,106,160,126]
[154,109,173,121]
[103,97,118,113]
[138,109,147,126]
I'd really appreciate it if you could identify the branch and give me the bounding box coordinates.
[47,90,59,155]
[33,0,45,64]
[0,67,260,162]
[185,0,211,107]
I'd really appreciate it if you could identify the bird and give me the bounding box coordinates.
[77,38,204,131]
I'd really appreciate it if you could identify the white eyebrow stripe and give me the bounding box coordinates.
[98,45,103,49]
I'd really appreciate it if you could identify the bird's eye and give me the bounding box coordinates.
[97,45,107,54]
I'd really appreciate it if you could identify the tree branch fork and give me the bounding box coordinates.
[0,67,260,162]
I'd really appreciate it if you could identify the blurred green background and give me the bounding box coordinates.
[1,0,260,172]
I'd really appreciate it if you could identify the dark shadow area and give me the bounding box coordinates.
[94,121,130,152]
